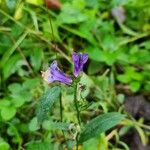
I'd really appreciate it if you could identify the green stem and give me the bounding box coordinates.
[73,82,81,149]
[59,91,69,148]
[76,133,79,150]
[124,119,150,130]
[59,92,63,122]
[74,82,81,125]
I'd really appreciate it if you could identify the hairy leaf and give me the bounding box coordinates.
[36,86,61,124]
[79,112,124,143]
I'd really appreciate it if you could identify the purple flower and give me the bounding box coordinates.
[41,61,72,85]
[72,52,88,77]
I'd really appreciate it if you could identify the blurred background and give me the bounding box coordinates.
[0,0,150,150]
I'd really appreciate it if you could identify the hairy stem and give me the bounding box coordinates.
[59,92,63,122]
[76,133,79,150]
[74,82,81,125]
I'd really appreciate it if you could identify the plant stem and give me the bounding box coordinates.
[59,91,69,148]
[76,133,79,150]
[59,92,63,122]
[73,82,81,150]
[74,82,81,125]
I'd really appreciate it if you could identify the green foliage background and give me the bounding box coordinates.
[0,0,150,149]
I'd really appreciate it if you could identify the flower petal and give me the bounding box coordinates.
[42,60,72,85]
[50,60,58,70]
[50,61,72,84]
[81,53,88,64]
[72,52,88,77]
[41,70,54,83]
[72,52,79,63]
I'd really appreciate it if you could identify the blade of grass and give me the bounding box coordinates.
[6,32,34,74]
[0,27,11,32]
[0,31,28,68]
[118,33,149,46]
[135,126,147,145]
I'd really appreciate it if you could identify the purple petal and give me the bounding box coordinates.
[47,72,54,83]
[50,60,58,70]
[50,61,72,84]
[42,61,72,85]
[81,54,88,64]
[72,52,79,62]
[72,53,80,77]
[72,52,88,77]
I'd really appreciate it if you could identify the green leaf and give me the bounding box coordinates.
[2,54,22,80]
[79,112,124,143]
[119,126,131,136]
[79,21,97,45]
[26,141,53,150]
[23,78,40,89]
[12,95,26,107]
[111,0,129,6]
[144,81,150,92]
[30,48,44,71]
[42,120,70,131]
[57,3,87,24]
[103,51,118,65]
[0,32,28,68]
[93,76,110,94]
[7,125,22,144]
[29,117,40,131]
[79,73,94,98]
[117,74,131,83]
[0,99,11,109]
[37,86,61,124]
[1,106,16,120]
[83,137,99,150]
[72,0,86,10]
[11,24,23,38]
[83,134,108,150]
[143,41,150,49]
[86,0,99,8]
[0,138,10,150]
[86,47,104,62]
[130,81,141,92]
[102,35,119,51]
[8,83,22,93]
[88,61,103,75]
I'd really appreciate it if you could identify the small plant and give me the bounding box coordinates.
[37,52,124,149]
[1,0,150,149]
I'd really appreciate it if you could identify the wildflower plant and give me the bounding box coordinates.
[37,52,124,149]
[1,0,150,149]
[40,52,88,125]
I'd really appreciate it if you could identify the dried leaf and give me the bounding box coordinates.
[45,0,61,9]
